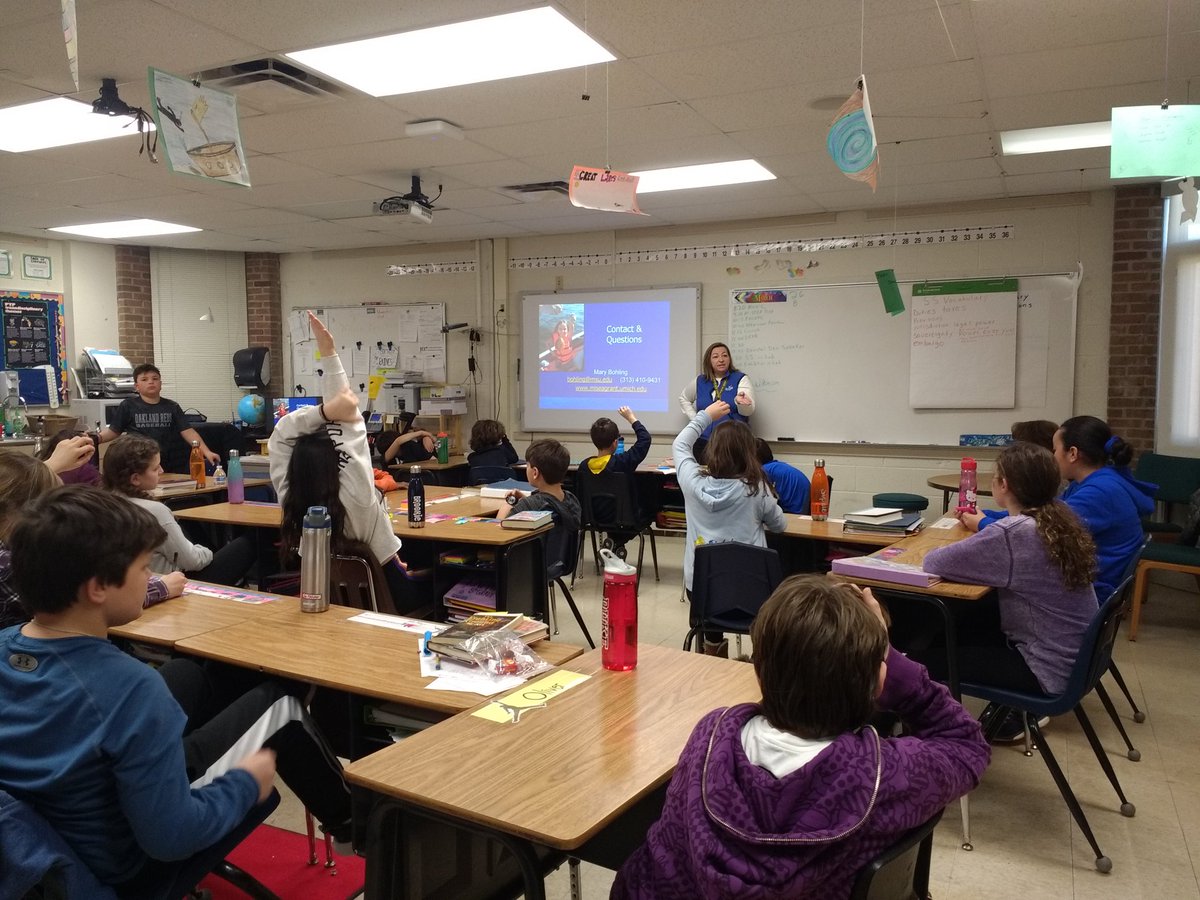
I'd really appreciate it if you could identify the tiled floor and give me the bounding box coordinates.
[274,535,1200,899]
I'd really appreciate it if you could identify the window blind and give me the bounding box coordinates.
[1157,198,1200,455]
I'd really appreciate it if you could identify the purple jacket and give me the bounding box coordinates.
[611,649,989,900]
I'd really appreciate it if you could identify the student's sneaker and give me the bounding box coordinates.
[979,703,1050,743]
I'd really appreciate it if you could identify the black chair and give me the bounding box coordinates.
[683,542,783,655]
[849,808,943,900]
[960,577,1138,873]
[1097,534,1152,746]
[543,518,595,649]
[574,463,659,581]
[469,465,518,486]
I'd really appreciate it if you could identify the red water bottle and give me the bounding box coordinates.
[958,457,978,514]
[599,548,638,671]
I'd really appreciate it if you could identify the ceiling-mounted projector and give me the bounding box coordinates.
[374,196,433,223]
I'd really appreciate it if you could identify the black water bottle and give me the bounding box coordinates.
[408,465,425,529]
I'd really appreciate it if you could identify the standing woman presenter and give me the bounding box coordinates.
[678,342,755,463]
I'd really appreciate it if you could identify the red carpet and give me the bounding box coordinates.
[196,824,364,899]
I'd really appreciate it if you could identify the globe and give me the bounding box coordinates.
[237,393,267,426]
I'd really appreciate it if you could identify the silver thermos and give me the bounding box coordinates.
[299,505,332,613]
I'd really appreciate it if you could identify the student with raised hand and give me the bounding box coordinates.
[922,442,1099,740]
[675,400,786,656]
[271,312,421,609]
[103,434,256,588]
[0,487,351,894]
[678,342,755,462]
[755,438,810,514]
[0,452,185,630]
[584,406,652,553]
[612,577,989,900]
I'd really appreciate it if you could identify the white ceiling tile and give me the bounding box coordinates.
[239,99,415,155]
[982,37,1169,100]
[275,136,502,176]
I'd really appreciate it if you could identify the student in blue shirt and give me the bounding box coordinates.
[755,439,810,514]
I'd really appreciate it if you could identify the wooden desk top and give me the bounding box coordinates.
[345,644,761,849]
[176,604,585,713]
[830,522,990,600]
[927,472,994,496]
[171,487,529,546]
[108,584,294,646]
[781,514,899,547]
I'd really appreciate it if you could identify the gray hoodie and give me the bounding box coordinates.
[674,411,787,590]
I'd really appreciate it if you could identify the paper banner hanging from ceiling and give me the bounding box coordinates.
[568,165,647,215]
[60,0,78,90]
[148,68,251,187]
[826,75,879,192]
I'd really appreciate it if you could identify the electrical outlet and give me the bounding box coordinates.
[496,308,507,329]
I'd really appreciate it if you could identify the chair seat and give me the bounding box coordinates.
[872,492,929,512]
[1139,542,1200,567]
[1141,518,1183,534]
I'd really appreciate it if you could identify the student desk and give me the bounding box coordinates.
[108,584,293,647]
[345,644,760,899]
[781,514,899,547]
[927,472,995,513]
[153,475,273,501]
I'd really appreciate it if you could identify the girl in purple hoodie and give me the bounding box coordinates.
[612,577,989,900]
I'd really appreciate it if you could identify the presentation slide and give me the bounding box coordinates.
[520,287,700,434]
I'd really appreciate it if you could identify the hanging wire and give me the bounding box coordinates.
[1162,0,1171,106]
[605,63,611,170]
[859,0,866,75]
[932,0,960,61]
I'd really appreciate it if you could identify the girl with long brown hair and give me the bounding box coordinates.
[922,442,1098,702]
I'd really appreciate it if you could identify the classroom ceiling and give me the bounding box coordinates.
[0,0,1196,253]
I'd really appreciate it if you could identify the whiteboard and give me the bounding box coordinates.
[288,303,445,397]
[728,274,1078,445]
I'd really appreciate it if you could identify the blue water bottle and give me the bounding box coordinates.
[617,436,625,454]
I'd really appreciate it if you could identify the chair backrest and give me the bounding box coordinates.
[469,465,517,485]
[574,463,640,530]
[1134,451,1200,505]
[691,541,783,630]
[543,515,580,583]
[1063,574,1135,704]
[329,540,398,614]
[849,808,943,900]
[1118,533,1153,584]
[0,790,117,900]
[1179,487,1200,547]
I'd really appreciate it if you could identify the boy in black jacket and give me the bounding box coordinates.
[584,407,652,555]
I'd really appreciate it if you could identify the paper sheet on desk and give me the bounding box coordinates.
[929,517,959,529]
[418,650,526,695]
[347,611,448,634]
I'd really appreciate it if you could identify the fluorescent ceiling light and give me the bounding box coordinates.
[1000,121,1111,155]
[0,97,154,152]
[287,6,614,96]
[49,219,201,239]
[632,159,776,194]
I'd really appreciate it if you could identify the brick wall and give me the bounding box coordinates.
[115,245,154,364]
[1108,185,1163,451]
[244,252,284,398]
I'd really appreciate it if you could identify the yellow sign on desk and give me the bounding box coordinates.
[473,670,590,724]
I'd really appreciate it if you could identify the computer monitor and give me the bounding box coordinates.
[273,396,320,423]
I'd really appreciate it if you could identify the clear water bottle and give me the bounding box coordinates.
[958,457,978,514]
[227,450,244,504]
[617,436,625,454]
[299,505,331,613]
[213,465,227,486]
[408,465,425,528]
[600,548,639,671]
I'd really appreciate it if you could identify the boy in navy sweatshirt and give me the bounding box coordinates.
[585,406,652,554]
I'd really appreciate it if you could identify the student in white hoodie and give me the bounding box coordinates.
[674,400,787,656]
[270,312,423,611]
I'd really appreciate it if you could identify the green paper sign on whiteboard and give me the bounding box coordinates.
[1110,105,1200,179]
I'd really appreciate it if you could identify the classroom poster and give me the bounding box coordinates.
[1,291,69,404]
[149,68,251,187]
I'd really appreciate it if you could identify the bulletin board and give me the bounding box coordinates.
[1,291,69,404]
[287,303,446,397]
[730,273,1078,445]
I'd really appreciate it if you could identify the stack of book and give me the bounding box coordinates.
[442,577,497,621]
[151,476,197,496]
[841,507,925,536]
[426,611,549,663]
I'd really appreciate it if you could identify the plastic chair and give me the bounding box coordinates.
[469,465,517,486]
[1130,488,1200,640]
[1133,452,1200,537]
[542,517,595,649]
[1100,534,1151,735]
[849,808,943,900]
[872,492,929,513]
[683,542,783,655]
[330,540,434,619]
[960,577,1138,873]
[574,464,659,581]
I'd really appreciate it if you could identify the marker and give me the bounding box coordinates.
[776,436,796,442]
[422,630,432,655]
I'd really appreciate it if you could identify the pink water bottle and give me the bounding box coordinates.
[600,548,638,671]
[958,457,978,514]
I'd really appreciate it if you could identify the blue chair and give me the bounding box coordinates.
[683,542,783,655]
[961,577,1137,873]
[468,465,518,486]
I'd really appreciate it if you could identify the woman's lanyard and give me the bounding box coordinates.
[711,375,728,402]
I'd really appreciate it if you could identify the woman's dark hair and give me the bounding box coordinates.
[280,432,351,567]
[996,442,1096,590]
[1010,420,1058,451]
[751,576,888,738]
[703,421,774,497]
[101,434,160,499]
[469,419,507,453]
[1058,415,1133,468]
[0,453,59,541]
[700,342,735,382]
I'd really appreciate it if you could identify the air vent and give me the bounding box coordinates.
[194,58,349,112]
[499,181,570,203]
